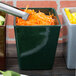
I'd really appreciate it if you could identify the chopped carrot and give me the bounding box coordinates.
[16,8,56,26]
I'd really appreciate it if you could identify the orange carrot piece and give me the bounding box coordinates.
[16,8,56,26]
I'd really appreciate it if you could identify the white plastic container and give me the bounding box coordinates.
[62,7,76,69]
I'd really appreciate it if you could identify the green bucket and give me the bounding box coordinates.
[14,8,61,70]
